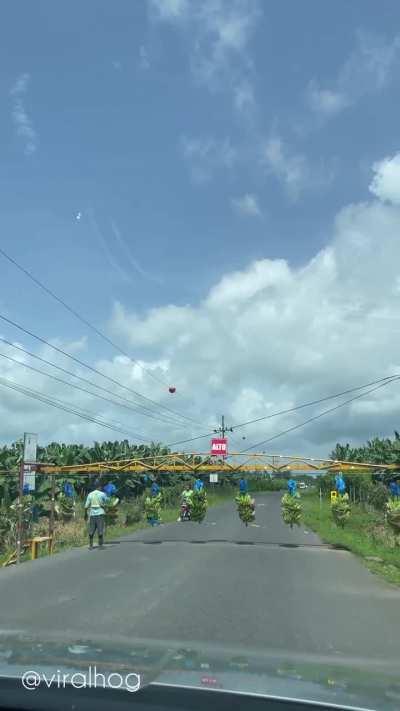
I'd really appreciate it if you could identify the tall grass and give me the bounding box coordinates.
[302,493,400,585]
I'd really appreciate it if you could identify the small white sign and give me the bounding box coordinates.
[23,433,37,492]
[23,464,36,492]
[209,473,218,483]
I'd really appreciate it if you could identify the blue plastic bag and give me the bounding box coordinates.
[151,482,160,496]
[335,474,346,494]
[239,478,248,493]
[287,479,297,496]
[63,482,74,498]
[103,482,117,496]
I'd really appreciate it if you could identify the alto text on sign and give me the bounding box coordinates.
[210,438,228,457]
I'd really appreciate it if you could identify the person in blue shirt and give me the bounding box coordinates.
[194,478,204,492]
[239,478,248,494]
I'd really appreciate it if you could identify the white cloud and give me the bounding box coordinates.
[370,153,400,206]
[108,155,400,455]
[150,0,188,19]
[3,155,400,455]
[10,73,38,156]
[180,135,237,183]
[262,136,334,201]
[149,0,259,114]
[263,137,308,201]
[231,193,261,217]
[307,31,400,119]
[233,78,255,115]
[307,83,349,118]
[110,220,162,284]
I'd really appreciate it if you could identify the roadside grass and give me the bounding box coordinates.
[0,486,236,566]
[302,493,400,586]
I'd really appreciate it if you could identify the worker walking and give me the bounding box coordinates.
[85,479,107,549]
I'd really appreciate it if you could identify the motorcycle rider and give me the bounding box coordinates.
[179,483,193,521]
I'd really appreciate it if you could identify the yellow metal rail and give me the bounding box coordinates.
[35,451,400,475]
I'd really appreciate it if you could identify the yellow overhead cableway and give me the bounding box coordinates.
[36,452,400,475]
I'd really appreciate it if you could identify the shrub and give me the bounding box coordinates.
[367,482,389,511]
[125,504,143,526]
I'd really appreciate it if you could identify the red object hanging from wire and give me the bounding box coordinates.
[168,386,176,394]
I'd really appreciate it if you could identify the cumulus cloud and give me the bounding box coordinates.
[263,137,307,200]
[262,136,334,201]
[369,153,400,206]
[2,155,400,455]
[108,160,400,455]
[307,84,349,118]
[180,135,237,183]
[231,193,261,217]
[150,0,188,19]
[307,31,400,120]
[233,78,255,115]
[149,0,259,114]
[10,73,38,155]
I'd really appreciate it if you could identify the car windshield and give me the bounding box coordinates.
[1,2,400,710]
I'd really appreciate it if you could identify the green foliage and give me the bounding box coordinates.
[281,493,302,528]
[144,493,162,522]
[386,498,400,536]
[104,495,120,525]
[330,433,400,467]
[368,482,389,511]
[125,503,143,526]
[235,493,254,526]
[0,506,16,550]
[191,490,207,523]
[302,494,400,586]
[54,493,75,522]
[331,493,351,528]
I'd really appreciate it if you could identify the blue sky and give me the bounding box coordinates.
[1,0,400,451]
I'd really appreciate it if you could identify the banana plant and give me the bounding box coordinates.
[281,493,302,528]
[331,493,351,528]
[235,493,254,526]
[144,493,162,524]
[191,489,207,523]
[386,498,400,544]
[104,495,120,525]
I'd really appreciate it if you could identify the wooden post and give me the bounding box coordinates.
[48,474,56,554]
[16,461,24,565]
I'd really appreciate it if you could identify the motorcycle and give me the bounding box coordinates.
[179,501,192,521]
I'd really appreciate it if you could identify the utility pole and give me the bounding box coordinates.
[213,415,233,438]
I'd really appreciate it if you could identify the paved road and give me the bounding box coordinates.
[1,492,400,662]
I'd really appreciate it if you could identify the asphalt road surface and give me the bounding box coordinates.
[1,492,400,662]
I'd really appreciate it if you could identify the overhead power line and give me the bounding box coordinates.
[0,349,192,431]
[231,374,400,431]
[0,376,151,441]
[0,246,169,388]
[166,430,217,448]
[0,313,203,428]
[241,378,400,453]
[0,337,193,429]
